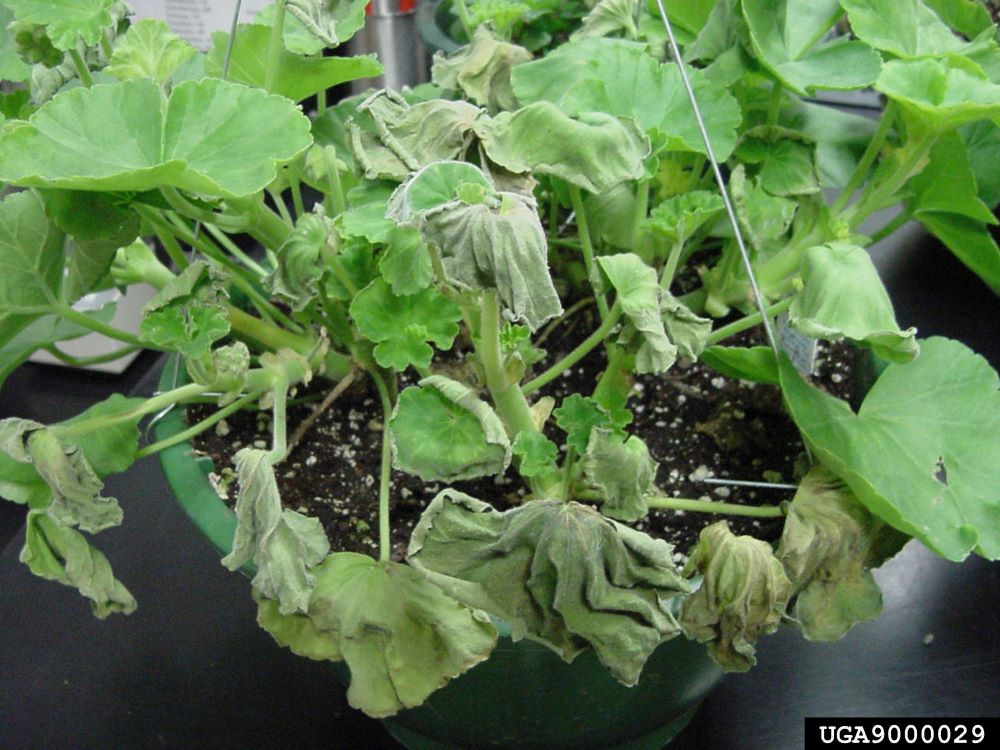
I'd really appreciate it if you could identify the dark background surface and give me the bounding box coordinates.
[1,225,998,750]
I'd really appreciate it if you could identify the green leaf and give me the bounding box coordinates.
[474,103,649,194]
[789,243,919,363]
[264,211,334,311]
[0,5,32,81]
[4,0,114,50]
[281,0,368,50]
[378,230,434,295]
[347,91,482,182]
[511,431,559,477]
[389,163,563,331]
[21,510,136,618]
[432,25,532,111]
[0,190,65,317]
[662,291,712,361]
[742,0,882,95]
[596,253,676,374]
[106,19,197,84]
[737,127,821,198]
[779,337,1000,561]
[139,261,230,358]
[875,58,1000,133]
[390,381,511,482]
[205,24,381,102]
[553,394,621,454]
[408,492,690,686]
[223,448,330,614]
[680,521,792,672]
[840,0,966,59]
[917,212,1000,292]
[961,120,1000,209]
[911,130,997,224]
[511,37,742,160]
[921,0,996,40]
[731,166,798,251]
[778,465,907,641]
[574,0,640,40]
[349,280,462,371]
[700,345,780,385]
[0,78,313,198]
[644,190,725,246]
[582,429,657,522]
[257,552,497,718]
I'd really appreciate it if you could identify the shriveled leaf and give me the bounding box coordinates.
[21,510,136,618]
[597,253,675,374]
[840,0,965,59]
[700,346,780,385]
[778,466,907,641]
[742,0,882,95]
[511,431,559,477]
[186,342,251,404]
[206,24,381,102]
[281,0,368,49]
[432,25,532,111]
[223,448,330,614]
[4,0,114,50]
[349,281,462,371]
[474,103,649,194]
[779,337,1000,561]
[0,78,313,198]
[583,429,657,522]
[140,261,230,358]
[644,190,725,246]
[265,211,334,311]
[257,552,497,717]
[390,381,510,482]
[789,243,919,363]
[662,291,712,360]
[408,492,690,686]
[52,394,144,477]
[385,160,493,222]
[0,191,65,322]
[106,19,197,83]
[680,521,792,672]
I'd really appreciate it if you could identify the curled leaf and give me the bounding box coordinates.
[265,211,335,311]
[257,552,497,717]
[432,25,532,111]
[582,429,657,522]
[186,342,251,405]
[283,0,368,49]
[553,393,623,454]
[644,190,725,248]
[680,521,792,672]
[573,0,640,40]
[139,261,230,358]
[408,492,690,686]
[511,431,559,477]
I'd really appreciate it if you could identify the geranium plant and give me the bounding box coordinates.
[1,0,999,726]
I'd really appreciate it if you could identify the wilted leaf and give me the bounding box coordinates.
[779,337,1000,561]
[282,0,368,49]
[408,492,690,686]
[789,243,919,363]
[265,211,335,311]
[582,429,657,522]
[662,291,712,360]
[680,521,791,672]
[432,25,532,111]
[257,552,497,717]
[186,342,251,404]
[573,0,640,39]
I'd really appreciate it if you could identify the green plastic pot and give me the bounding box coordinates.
[154,362,724,750]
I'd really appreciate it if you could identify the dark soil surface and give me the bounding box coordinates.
[188,310,856,563]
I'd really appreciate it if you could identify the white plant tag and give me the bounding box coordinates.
[129,0,270,50]
[777,314,817,376]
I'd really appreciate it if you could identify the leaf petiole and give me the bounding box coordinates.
[369,368,395,562]
[704,296,793,347]
[576,490,786,518]
[135,391,259,460]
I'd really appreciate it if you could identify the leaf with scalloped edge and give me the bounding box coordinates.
[106,19,197,84]
[583,429,657,522]
[840,0,966,59]
[4,0,114,50]
[432,25,532,111]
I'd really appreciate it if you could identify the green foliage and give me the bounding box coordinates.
[0,6,32,81]
[106,19,197,84]
[408,491,690,686]
[553,394,622,454]
[265,211,334,311]
[582,429,657,522]
[700,346,780,385]
[511,431,559,476]
[4,0,115,50]
[139,262,230,358]
[432,26,532,111]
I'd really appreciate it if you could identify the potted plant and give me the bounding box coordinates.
[1,1,999,749]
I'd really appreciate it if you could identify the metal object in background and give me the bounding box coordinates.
[347,1,427,93]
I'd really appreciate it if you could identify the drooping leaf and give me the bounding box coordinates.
[349,280,462,371]
[582,429,657,522]
[680,521,792,672]
[390,381,511,482]
[205,24,381,102]
[51,394,144,477]
[265,211,334,311]
[511,37,742,160]
[742,0,882,95]
[389,163,562,330]
[917,212,1000,292]
[0,191,65,320]
[779,337,1000,561]
[789,243,919,363]
[875,58,1000,133]
[223,448,330,615]
[408,492,690,686]
[20,510,136,618]
[257,552,497,717]
[840,0,966,59]
[432,25,532,111]
[3,0,115,50]
[139,261,230,358]
[643,190,725,247]
[700,345,780,385]
[348,91,482,181]
[474,103,649,194]
[0,78,313,198]
[778,465,907,642]
[106,19,197,84]
[281,0,369,50]
[661,291,712,361]
[511,431,559,477]
[596,253,675,374]
[910,130,997,224]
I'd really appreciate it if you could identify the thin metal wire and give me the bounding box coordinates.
[222,0,245,80]
[652,0,781,358]
[696,477,800,491]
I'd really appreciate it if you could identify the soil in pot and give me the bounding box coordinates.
[186,310,858,561]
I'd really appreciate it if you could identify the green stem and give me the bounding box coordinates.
[226,307,352,379]
[548,192,560,237]
[135,392,258,460]
[548,237,582,250]
[323,147,347,217]
[67,49,93,87]
[523,302,622,395]
[43,343,141,368]
[632,179,651,256]
[53,303,145,348]
[201,223,268,277]
[830,101,896,217]
[160,187,248,234]
[568,185,609,321]
[269,189,295,227]
[767,83,783,127]
[265,0,286,93]
[454,0,474,39]
[797,6,844,56]
[705,296,793,347]
[99,32,114,61]
[149,222,190,271]
[846,134,937,229]
[370,369,395,562]
[57,383,210,438]
[660,239,685,291]
[317,88,327,116]
[288,167,306,220]
[576,490,786,518]
[267,379,289,464]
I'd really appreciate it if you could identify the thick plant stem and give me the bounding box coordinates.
[67,49,93,87]
[135,392,258,459]
[43,344,141,368]
[632,179,651,255]
[53,303,145,348]
[370,369,395,563]
[227,307,352,379]
[705,297,793,346]
[523,302,622,395]
[568,185,610,321]
[454,0,475,39]
[265,0,286,93]
[266,379,289,464]
[660,240,685,291]
[846,134,938,228]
